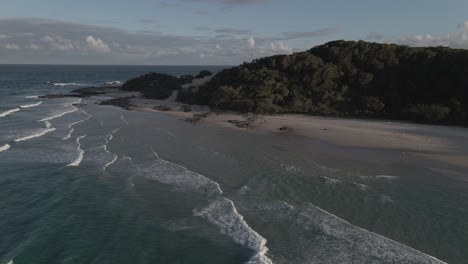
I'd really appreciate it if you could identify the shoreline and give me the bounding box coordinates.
[43,85,468,171]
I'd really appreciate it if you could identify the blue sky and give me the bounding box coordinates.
[1,0,468,65]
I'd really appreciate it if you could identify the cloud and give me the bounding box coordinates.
[41,36,75,51]
[247,37,255,48]
[140,19,157,24]
[457,22,468,29]
[5,43,20,50]
[398,22,468,49]
[280,28,340,40]
[215,28,253,35]
[86,35,111,53]
[269,42,292,54]
[365,32,385,41]
[0,17,329,65]
[29,44,42,50]
[183,0,268,5]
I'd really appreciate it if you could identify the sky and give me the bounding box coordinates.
[0,0,468,65]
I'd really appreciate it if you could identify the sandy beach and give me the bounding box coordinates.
[93,85,468,172]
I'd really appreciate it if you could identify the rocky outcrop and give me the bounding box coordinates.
[99,96,136,110]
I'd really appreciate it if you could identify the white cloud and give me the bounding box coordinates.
[269,41,293,54]
[85,35,111,53]
[41,36,74,51]
[457,21,468,30]
[398,22,468,49]
[247,37,255,48]
[5,43,20,50]
[29,44,42,50]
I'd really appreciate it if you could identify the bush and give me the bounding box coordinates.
[405,104,451,122]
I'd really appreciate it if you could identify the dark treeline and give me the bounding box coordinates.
[177,40,468,125]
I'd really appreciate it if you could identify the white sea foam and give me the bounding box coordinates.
[14,128,56,142]
[380,194,393,203]
[38,107,78,122]
[52,82,78,87]
[375,175,400,180]
[44,121,51,128]
[120,113,128,124]
[320,176,342,184]
[0,144,11,152]
[310,160,342,172]
[103,152,118,170]
[102,141,118,170]
[25,95,38,99]
[122,155,132,161]
[354,182,370,191]
[296,203,446,263]
[141,148,223,195]
[20,101,42,108]
[0,108,20,118]
[7,260,13,264]
[68,135,86,167]
[62,115,91,140]
[111,127,122,134]
[156,128,176,138]
[102,126,123,170]
[194,198,272,264]
[148,146,160,159]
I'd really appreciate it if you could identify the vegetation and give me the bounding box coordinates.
[178,40,468,125]
[122,70,212,99]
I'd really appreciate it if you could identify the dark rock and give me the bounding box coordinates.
[181,105,192,112]
[278,126,293,131]
[99,96,136,110]
[195,70,212,79]
[122,73,181,99]
[154,105,172,111]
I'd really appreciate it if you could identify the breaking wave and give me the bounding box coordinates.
[0,108,20,118]
[0,144,11,152]
[14,128,56,142]
[20,101,42,108]
[62,111,92,140]
[68,135,86,167]
[38,107,78,122]
[194,198,272,264]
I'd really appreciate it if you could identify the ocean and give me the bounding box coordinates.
[0,65,467,264]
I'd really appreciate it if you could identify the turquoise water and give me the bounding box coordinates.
[1,65,468,264]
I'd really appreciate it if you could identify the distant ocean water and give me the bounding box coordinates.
[0,65,467,264]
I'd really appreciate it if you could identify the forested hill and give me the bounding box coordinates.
[177,40,468,125]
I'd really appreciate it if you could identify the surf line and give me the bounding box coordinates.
[0,144,11,153]
[14,128,56,142]
[120,112,129,125]
[20,101,42,108]
[38,106,78,122]
[0,107,20,118]
[102,127,122,170]
[194,198,272,264]
[68,135,86,167]
[62,110,92,140]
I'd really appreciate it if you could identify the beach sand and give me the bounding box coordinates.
[105,90,467,172]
